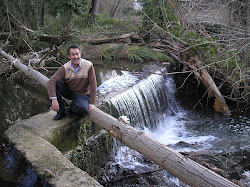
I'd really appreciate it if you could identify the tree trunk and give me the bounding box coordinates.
[39,2,45,27]
[87,108,237,187]
[187,56,230,115]
[109,0,122,18]
[0,49,237,187]
[87,0,100,26]
[243,0,249,71]
[247,0,250,34]
[81,33,132,44]
[0,49,48,88]
[89,0,100,14]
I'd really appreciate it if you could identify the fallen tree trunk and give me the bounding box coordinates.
[82,33,131,44]
[0,49,237,187]
[187,56,230,114]
[0,49,49,88]
[88,109,237,187]
[81,32,143,44]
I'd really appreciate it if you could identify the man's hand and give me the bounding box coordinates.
[88,104,95,112]
[51,98,59,112]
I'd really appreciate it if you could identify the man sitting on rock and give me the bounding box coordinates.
[47,44,97,120]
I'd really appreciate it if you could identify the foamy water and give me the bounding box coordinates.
[102,68,250,186]
[97,71,139,96]
[112,110,218,169]
[107,69,223,186]
[143,111,218,152]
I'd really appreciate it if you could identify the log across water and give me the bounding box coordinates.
[0,49,237,186]
[88,108,237,187]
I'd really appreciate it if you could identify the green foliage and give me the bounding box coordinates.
[77,121,89,145]
[47,0,89,29]
[183,30,199,41]
[93,14,139,34]
[101,44,122,61]
[127,46,153,63]
[72,14,139,39]
[127,46,171,63]
[72,14,88,29]
[48,0,89,16]
[140,0,179,31]
[45,172,51,177]
[220,50,242,71]
[2,0,41,29]
[171,23,186,37]
[95,14,122,26]
[188,36,243,80]
[41,15,63,34]
[154,51,174,63]
[209,45,218,57]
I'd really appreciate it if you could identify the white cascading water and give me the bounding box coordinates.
[105,69,218,185]
[108,71,179,129]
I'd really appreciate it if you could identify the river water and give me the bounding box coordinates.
[0,67,249,186]
[0,77,49,186]
[104,69,250,186]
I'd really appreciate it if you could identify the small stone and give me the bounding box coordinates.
[79,177,87,183]
[76,146,82,152]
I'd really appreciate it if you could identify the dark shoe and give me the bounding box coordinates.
[53,112,66,120]
[65,107,73,115]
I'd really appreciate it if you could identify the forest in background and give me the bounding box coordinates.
[0,0,249,107]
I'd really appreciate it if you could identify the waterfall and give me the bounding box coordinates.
[107,69,182,169]
[104,69,189,186]
[106,69,217,178]
[108,69,180,130]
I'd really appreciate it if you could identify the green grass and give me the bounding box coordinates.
[101,44,122,61]
[127,46,173,63]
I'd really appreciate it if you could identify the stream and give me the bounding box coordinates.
[0,66,249,186]
[98,68,250,186]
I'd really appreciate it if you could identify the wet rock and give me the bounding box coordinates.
[181,149,250,186]
[169,141,199,150]
[229,172,240,180]
[70,129,113,178]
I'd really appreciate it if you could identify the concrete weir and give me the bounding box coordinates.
[4,110,102,186]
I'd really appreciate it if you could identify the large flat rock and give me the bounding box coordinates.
[4,110,101,187]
